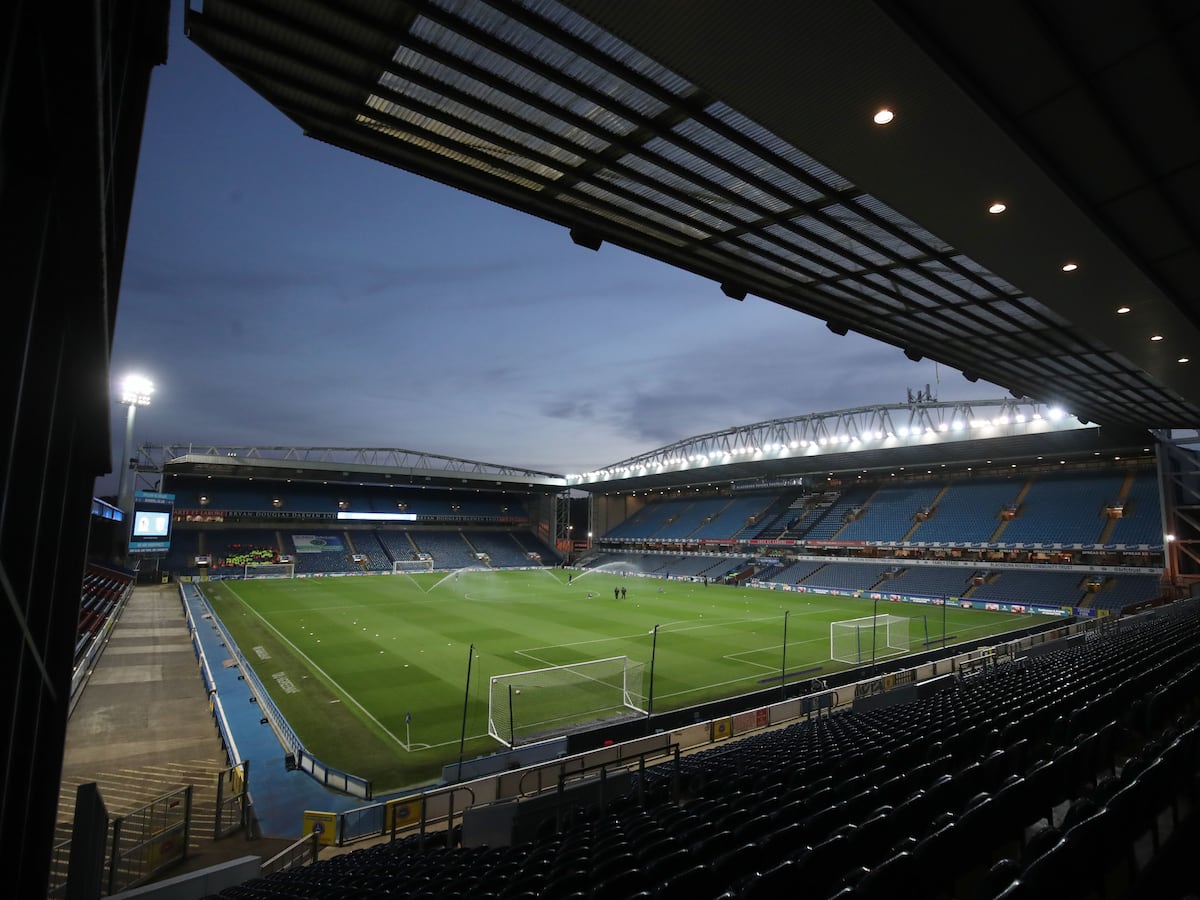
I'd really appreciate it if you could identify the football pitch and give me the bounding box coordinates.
[201,569,1058,790]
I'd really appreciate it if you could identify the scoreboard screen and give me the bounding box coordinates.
[128,491,175,555]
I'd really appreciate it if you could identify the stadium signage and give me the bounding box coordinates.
[854,669,916,700]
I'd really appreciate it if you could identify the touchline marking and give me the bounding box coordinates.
[224,583,412,753]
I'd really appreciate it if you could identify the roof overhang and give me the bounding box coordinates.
[185,0,1200,430]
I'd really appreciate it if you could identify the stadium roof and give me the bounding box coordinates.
[147,444,568,491]
[185,0,1200,429]
[568,398,1156,492]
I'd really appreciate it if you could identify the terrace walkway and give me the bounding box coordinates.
[57,585,295,877]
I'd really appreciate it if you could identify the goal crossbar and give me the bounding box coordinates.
[487,655,646,748]
[830,614,909,665]
[243,563,295,579]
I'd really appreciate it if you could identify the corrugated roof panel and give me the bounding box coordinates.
[859,271,940,309]
[521,0,700,96]
[411,11,673,123]
[854,195,953,254]
[707,102,854,194]
[585,168,733,234]
[569,180,712,241]
[737,233,836,280]
[556,192,689,246]
[619,143,759,223]
[835,277,925,313]
[830,207,926,261]
[391,42,641,141]
[712,241,820,284]
[365,90,582,173]
[985,299,1057,329]
[353,114,547,190]
[377,64,615,157]
[671,119,825,208]
[912,259,995,301]
[952,255,1025,297]
[767,222,863,273]
[890,268,975,307]
[791,213,891,267]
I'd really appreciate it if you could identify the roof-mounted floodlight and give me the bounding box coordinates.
[118,374,154,407]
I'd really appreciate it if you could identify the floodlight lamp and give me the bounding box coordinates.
[997,416,1009,425]
[898,426,910,437]
[1047,407,1065,421]
[1165,534,1175,542]
[951,420,964,431]
[1014,414,1025,423]
[938,422,949,432]
[118,374,154,407]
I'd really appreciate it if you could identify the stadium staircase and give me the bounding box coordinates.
[1097,472,1138,545]
[989,478,1034,542]
[901,484,950,542]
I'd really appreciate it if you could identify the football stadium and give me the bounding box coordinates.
[8,3,1200,899]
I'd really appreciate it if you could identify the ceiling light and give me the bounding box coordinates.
[1179,357,1191,364]
[988,202,1006,214]
[1150,334,1164,341]
[1061,262,1078,272]
[873,108,894,125]
[1116,306,1131,314]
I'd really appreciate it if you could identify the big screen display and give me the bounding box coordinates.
[128,491,175,555]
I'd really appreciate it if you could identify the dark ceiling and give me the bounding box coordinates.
[186,0,1200,430]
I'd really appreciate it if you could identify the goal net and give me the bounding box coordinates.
[392,558,434,574]
[830,614,910,665]
[243,563,295,579]
[487,656,647,748]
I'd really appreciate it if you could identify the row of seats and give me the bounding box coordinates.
[205,600,1200,899]
[604,470,1163,549]
[75,565,133,666]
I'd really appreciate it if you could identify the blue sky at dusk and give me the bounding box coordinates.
[103,21,1004,492]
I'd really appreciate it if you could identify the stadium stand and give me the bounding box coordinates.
[768,558,828,585]
[462,531,536,568]
[883,565,977,598]
[835,483,944,543]
[74,566,133,666]
[348,531,392,571]
[997,473,1126,545]
[606,500,689,541]
[798,561,889,592]
[655,497,738,540]
[286,531,360,574]
[509,531,561,564]
[906,479,1019,544]
[409,531,480,570]
[969,570,1089,606]
[692,495,785,541]
[789,486,875,541]
[200,601,1200,900]
[1106,473,1164,547]
[1088,574,1163,612]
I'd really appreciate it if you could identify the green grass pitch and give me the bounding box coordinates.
[201,568,1059,790]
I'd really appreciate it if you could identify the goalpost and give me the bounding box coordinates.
[487,656,647,748]
[392,558,434,574]
[243,563,295,579]
[830,614,910,665]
